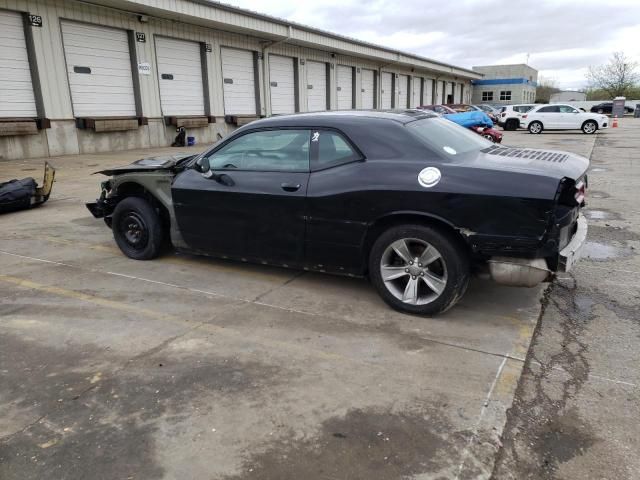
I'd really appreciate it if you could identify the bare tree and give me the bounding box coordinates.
[536,77,560,103]
[587,52,639,98]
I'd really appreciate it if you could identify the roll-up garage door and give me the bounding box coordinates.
[446,82,454,103]
[424,79,434,105]
[61,21,136,117]
[361,69,375,109]
[381,72,393,109]
[155,37,204,116]
[306,60,327,112]
[336,65,353,110]
[0,11,37,117]
[411,77,422,108]
[397,75,409,108]
[221,47,256,115]
[269,54,296,115]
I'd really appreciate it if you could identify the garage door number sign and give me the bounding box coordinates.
[28,14,43,27]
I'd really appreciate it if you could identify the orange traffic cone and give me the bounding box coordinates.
[612,115,618,128]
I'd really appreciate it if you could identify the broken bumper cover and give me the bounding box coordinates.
[558,213,588,272]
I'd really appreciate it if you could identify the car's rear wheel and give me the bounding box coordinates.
[528,121,543,134]
[369,225,470,316]
[112,196,164,260]
[582,120,598,134]
[597,109,604,114]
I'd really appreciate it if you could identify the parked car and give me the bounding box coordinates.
[589,102,634,114]
[497,104,537,130]
[87,110,588,316]
[449,104,498,123]
[521,104,608,134]
[474,104,501,122]
[444,111,503,143]
[418,104,457,115]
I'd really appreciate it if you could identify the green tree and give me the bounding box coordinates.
[587,52,639,98]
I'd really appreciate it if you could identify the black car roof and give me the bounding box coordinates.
[243,109,438,129]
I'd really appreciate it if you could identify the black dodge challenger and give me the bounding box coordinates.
[88,110,588,315]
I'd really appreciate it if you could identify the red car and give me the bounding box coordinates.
[418,105,503,143]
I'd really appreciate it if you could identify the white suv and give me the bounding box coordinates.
[521,104,608,134]
[497,104,536,130]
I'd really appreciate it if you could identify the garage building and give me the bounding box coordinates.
[0,0,481,160]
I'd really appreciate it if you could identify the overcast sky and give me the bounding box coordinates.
[221,0,640,89]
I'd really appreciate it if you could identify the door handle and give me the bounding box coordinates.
[281,183,301,192]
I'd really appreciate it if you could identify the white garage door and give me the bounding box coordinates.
[361,69,375,109]
[336,65,353,110]
[155,37,204,116]
[221,47,256,115]
[61,21,136,117]
[0,11,37,117]
[306,60,327,112]
[397,74,409,108]
[411,77,422,108]
[424,79,434,105]
[269,54,296,115]
[381,72,393,109]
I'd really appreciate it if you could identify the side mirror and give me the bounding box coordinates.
[195,157,210,173]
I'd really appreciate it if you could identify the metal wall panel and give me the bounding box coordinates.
[220,47,256,115]
[61,20,136,117]
[0,10,37,117]
[155,36,205,116]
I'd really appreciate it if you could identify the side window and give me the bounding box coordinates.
[205,129,310,172]
[559,105,578,113]
[538,106,559,113]
[313,130,361,170]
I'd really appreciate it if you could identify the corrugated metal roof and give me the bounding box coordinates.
[114,0,482,79]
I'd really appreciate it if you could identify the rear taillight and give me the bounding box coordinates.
[575,180,586,205]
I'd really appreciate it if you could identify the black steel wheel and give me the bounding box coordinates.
[112,196,164,260]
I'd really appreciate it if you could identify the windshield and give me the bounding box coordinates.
[407,117,493,156]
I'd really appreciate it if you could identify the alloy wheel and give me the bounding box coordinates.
[379,238,448,305]
[583,122,596,134]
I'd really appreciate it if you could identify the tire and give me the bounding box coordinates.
[369,224,470,316]
[112,196,164,260]
[482,133,496,142]
[582,120,598,134]
[504,118,518,131]
[597,109,604,114]
[528,121,543,134]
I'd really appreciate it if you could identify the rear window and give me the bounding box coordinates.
[407,117,492,157]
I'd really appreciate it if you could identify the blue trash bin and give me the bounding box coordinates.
[187,136,196,146]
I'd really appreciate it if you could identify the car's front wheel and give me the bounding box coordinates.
[582,120,598,134]
[482,133,496,142]
[369,225,470,316]
[528,121,543,134]
[112,196,164,260]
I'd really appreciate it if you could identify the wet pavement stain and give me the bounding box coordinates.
[584,209,622,221]
[0,334,286,480]
[582,241,633,261]
[588,190,610,199]
[219,407,467,480]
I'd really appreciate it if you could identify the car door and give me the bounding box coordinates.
[305,128,366,273]
[534,105,560,128]
[171,128,311,265]
[558,105,581,128]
